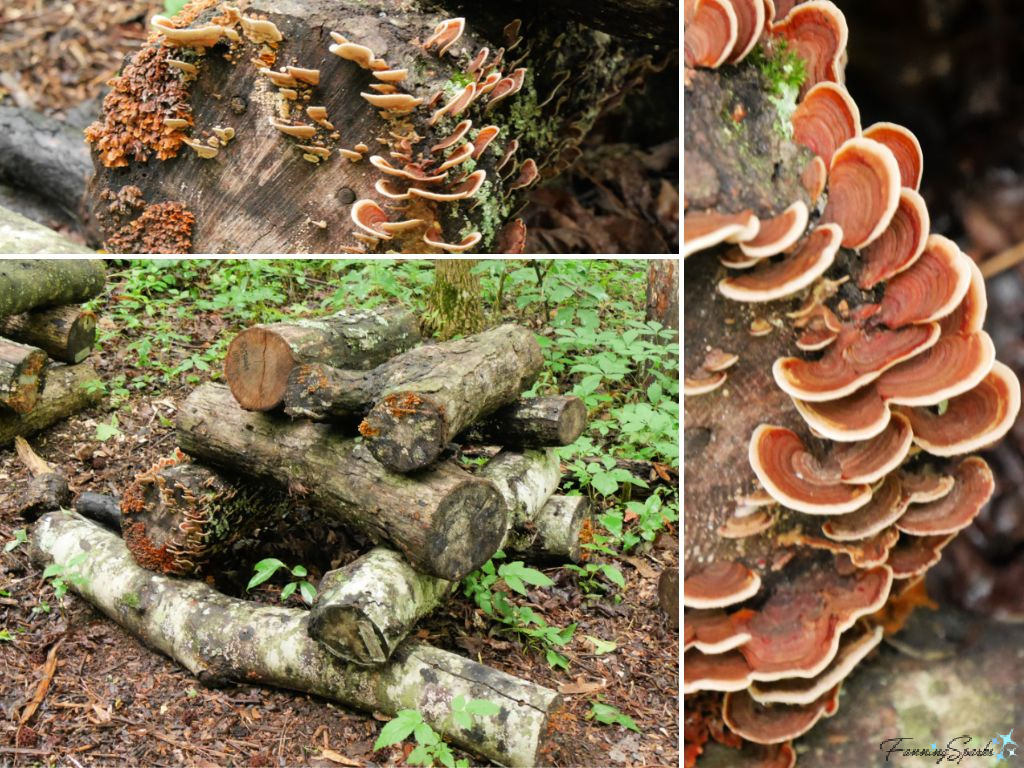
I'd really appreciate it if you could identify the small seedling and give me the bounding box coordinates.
[587,699,640,733]
[247,558,317,605]
[4,528,28,553]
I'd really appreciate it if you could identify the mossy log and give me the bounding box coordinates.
[457,395,588,448]
[0,362,102,446]
[0,259,104,317]
[224,306,420,411]
[0,338,47,414]
[84,0,651,254]
[31,511,562,768]
[358,324,543,472]
[0,207,93,254]
[309,546,456,666]
[176,383,508,580]
[119,455,292,576]
[0,306,98,364]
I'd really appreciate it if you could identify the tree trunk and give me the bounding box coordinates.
[422,260,485,340]
[176,383,509,581]
[119,454,292,576]
[458,395,588,447]
[0,339,47,414]
[31,511,562,768]
[0,259,105,317]
[75,491,123,531]
[308,547,456,666]
[645,258,678,332]
[84,0,648,254]
[224,306,420,411]
[0,362,102,445]
[0,306,97,364]
[359,324,543,472]
[0,206,93,254]
[0,107,93,221]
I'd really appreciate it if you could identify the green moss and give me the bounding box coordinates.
[458,179,509,249]
[747,40,807,138]
[119,591,141,609]
[449,70,473,89]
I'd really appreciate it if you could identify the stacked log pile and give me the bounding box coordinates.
[0,259,106,446]
[27,305,593,766]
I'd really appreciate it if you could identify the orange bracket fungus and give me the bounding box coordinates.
[684,0,1022,761]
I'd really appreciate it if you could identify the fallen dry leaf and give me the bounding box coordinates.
[319,748,362,766]
[558,679,608,695]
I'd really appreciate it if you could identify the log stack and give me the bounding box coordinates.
[0,259,106,446]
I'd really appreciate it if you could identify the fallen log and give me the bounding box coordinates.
[0,306,97,364]
[457,395,588,448]
[512,494,590,563]
[13,436,70,520]
[176,383,508,580]
[0,338,47,414]
[84,1,649,254]
[0,362,102,446]
[358,325,543,472]
[75,491,123,531]
[480,448,560,545]
[119,454,292,576]
[224,306,420,411]
[309,547,456,666]
[0,207,93,255]
[0,259,105,317]
[31,511,561,768]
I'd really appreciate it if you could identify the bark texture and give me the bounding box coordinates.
[224,306,420,411]
[119,455,292,576]
[359,324,543,472]
[481,449,560,541]
[0,362,102,446]
[421,260,485,340]
[0,338,47,414]
[308,547,456,666]
[85,0,649,253]
[176,384,509,580]
[75,491,123,531]
[0,306,97,364]
[16,473,71,521]
[0,206,93,254]
[516,495,590,563]
[31,511,562,768]
[645,258,678,332]
[0,259,104,317]
[458,395,588,448]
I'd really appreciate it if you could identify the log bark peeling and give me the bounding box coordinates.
[31,511,562,768]
[0,362,103,446]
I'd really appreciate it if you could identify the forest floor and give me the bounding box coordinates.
[0,259,680,767]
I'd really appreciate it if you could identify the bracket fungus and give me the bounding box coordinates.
[684,0,1022,762]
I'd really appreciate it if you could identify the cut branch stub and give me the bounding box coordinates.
[456,395,587,448]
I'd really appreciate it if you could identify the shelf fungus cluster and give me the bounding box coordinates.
[683,1,1021,765]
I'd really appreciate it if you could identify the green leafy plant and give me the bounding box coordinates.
[587,699,640,733]
[40,553,90,611]
[373,696,499,768]
[0,629,12,642]
[94,415,122,441]
[247,558,317,605]
[4,528,27,553]
[563,560,625,597]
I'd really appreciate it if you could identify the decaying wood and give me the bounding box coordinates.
[176,383,509,580]
[13,436,70,520]
[646,258,678,333]
[0,206,92,254]
[0,362,102,446]
[0,306,97,364]
[308,547,456,666]
[75,492,123,531]
[120,456,292,576]
[31,511,562,768]
[458,395,588,448]
[515,495,590,563]
[0,338,47,414]
[358,324,543,472]
[224,306,420,411]
[0,259,104,316]
[657,566,678,629]
[85,0,650,253]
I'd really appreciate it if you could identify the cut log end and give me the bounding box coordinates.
[431,479,509,580]
[224,327,297,411]
[360,392,448,472]
[0,339,47,413]
[66,311,98,364]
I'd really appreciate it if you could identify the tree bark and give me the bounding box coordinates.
[0,107,93,222]
[31,511,562,768]
[75,491,123,531]
[645,258,678,332]
[224,306,420,411]
[422,260,485,340]
[0,338,47,414]
[0,306,97,364]
[84,0,649,254]
[119,455,292,576]
[358,324,543,472]
[515,495,590,563]
[0,362,102,445]
[308,547,456,666]
[458,395,588,448]
[13,436,70,520]
[176,383,509,581]
[0,259,105,317]
[0,206,93,255]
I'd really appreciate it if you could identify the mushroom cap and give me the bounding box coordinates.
[831,411,913,484]
[360,92,424,110]
[720,222,841,302]
[430,119,473,153]
[408,170,486,201]
[821,473,909,541]
[939,254,987,336]
[721,249,761,270]
[900,361,1020,456]
[876,234,973,328]
[684,370,729,396]
[471,126,501,160]
[683,648,755,693]
[682,560,762,609]
[422,227,483,253]
[875,331,996,407]
[790,82,861,166]
[898,465,956,503]
[685,0,739,68]
[857,188,929,290]
[896,456,994,536]
[792,384,892,442]
[727,0,768,63]
[739,201,810,258]
[684,210,760,257]
[770,0,849,96]
[285,66,320,85]
[374,68,409,82]
[350,199,393,239]
[821,137,901,249]
[863,122,923,190]
[719,507,776,538]
[748,425,872,514]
